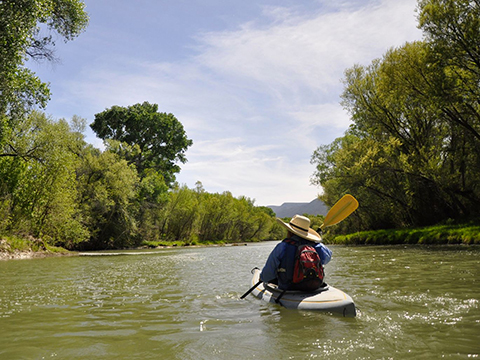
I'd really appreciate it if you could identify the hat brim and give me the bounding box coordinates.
[276,218,322,242]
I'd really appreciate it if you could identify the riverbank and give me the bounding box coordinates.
[0,236,253,260]
[0,249,77,260]
[329,222,480,245]
[0,236,75,261]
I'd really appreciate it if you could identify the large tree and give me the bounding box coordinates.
[91,102,193,185]
[311,0,480,231]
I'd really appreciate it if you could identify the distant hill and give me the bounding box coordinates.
[268,198,328,218]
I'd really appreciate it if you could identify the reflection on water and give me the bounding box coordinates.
[0,244,478,359]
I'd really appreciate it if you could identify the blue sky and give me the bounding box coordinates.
[27,0,422,206]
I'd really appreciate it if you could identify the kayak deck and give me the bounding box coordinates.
[249,268,356,317]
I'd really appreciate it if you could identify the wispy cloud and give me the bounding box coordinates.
[195,0,420,100]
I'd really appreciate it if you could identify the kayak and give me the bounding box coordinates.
[249,268,356,317]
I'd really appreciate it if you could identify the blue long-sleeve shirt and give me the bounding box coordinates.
[260,237,332,283]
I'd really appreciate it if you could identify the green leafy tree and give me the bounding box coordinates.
[312,0,480,230]
[0,111,88,246]
[161,185,200,242]
[0,2,89,245]
[91,102,193,185]
[418,0,480,208]
[140,182,278,244]
[419,0,480,134]
[0,0,88,143]
[75,147,139,249]
[312,133,414,231]
[136,168,169,241]
[197,192,237,241]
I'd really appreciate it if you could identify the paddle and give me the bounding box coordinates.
[240,280,262,299]
[319,194,359,230]
[240,194,359,299]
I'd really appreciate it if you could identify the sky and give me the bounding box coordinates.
[27,0,423,206]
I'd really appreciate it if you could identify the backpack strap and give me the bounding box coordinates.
[278,238,298,288]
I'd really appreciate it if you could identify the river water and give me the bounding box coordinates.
[0,242,478,359]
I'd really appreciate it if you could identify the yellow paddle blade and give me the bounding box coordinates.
[320,194,359,229]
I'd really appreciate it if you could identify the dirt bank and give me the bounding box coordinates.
[0,238,77,261]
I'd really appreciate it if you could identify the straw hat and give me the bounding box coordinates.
[277,214,322,243]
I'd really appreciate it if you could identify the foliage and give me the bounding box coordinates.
[158,185,277,244]
[0,1,90,250]
[0,111,88,246]
[311,0,480,232]
[0,0,88,142]
[135,168,169,242]
[75,147,140,249]
[0,106,283,251]
[91,102,193,185]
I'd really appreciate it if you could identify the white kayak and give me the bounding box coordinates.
[249,268,356,317]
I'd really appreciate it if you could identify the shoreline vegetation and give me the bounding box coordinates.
[0,235,254,261]
[2,222,479,261]
[329,222,480,246]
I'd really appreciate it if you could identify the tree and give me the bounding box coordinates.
[312,2,480,230]
[418,0,480,82]
[0,111,88,246]
[418,0,480,208]
[136,168,169,241]
[0,0,88,143]
[0,1,89,245]
[91,102,193,185]
[161,185,200,241]
[311,132,416,231]
[75,147,139,249]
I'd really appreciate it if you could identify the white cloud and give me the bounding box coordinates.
[195,0,420,102]
[175,137,318,205]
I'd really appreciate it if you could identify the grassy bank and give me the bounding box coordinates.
[329,222,480,245]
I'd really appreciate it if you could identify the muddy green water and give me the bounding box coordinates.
[0,243,479,359]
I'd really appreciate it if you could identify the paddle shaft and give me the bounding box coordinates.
[240,280,262,299]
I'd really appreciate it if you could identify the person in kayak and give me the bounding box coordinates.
[260,214,332,291]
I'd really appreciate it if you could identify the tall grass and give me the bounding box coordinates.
[329,223,480,245]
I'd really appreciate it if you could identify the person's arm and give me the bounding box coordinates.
[315,243,332,265]
[260,242,286,282]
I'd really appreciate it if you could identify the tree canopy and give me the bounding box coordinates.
[0,0,88,132]
[91,102,193,185]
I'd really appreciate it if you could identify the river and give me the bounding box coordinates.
[0,242,478,359]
